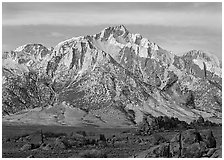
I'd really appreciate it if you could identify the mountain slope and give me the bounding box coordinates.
[2,25,222,126]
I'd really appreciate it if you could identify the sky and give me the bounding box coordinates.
[2,2,222,59]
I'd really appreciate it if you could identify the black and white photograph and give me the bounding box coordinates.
[2,1,222,158]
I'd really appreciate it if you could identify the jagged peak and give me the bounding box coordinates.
[93,24,130,42]
[14,43,45,52]
[54,36,83,53]
[103,24,129,34]
[113,24,129,34]
[14,44,28,52]
[11,43,51,63]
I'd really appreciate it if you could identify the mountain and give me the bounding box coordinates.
[2,25,222,127]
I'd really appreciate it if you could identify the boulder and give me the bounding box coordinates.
[181,129,203,146]
[135,143,170,158]
[77,149,107,158]
[27,155,34,158]
[149,133,167,145]
[204,148,217,157]
[20,143,32,151]
[40,143,53,151]
[210,146,222,158]
[200,129,216,148]
[170,132,181,157]
[181,141,207,158]
[170,129,208,158]
[54,137,67,149]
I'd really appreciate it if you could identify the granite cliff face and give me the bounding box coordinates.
[2,25,222,127]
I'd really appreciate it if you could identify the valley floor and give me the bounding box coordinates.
[2,123,222,158]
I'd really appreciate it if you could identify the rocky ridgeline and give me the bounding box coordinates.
[2,25,222,126]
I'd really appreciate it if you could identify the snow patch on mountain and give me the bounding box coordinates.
[54,36,83,54]
[193,59,222,77]
[14,44,27,52]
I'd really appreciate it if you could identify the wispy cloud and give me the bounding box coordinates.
[2,2,221,30]
[2,10,221,31]
[49,32,65,38]
[2,2,222,59]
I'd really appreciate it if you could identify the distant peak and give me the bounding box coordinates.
[184,49,220,67]
[12,43,51,62]
[113,24,128,32]
[92,25,130,43]
[103,24,128,32]
[14,43,45,52]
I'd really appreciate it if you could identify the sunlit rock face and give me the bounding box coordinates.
[2,25,222,126]
[2,44,53,114]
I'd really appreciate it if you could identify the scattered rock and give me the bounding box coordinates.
[53,136,72,149]
[4,138,11,143]
[27,155,34,158]
[20,143,32,151]
[181,141,207,158]
[149,133,167,145]
[181,129,203,146]
[170,129,209,158]
[54,137,67,149]
[210,146,222,158]
[97,140,107,147]
[204,148,217,157]
[135,142,170,158]
[77,149,107,158]
[40,143,53,151]
[200,129,216,148]
[136,128,218,158]
[169,132,181,157]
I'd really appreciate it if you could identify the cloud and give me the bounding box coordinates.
[2,2,222,59]
[2,10,221,30]
[49,32,65,38]
[2,2,221,13]
[3,24,221,59]
[2,3,221,31]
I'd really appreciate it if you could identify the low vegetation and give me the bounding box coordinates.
[77,149,107,158]
[137,115,221,136]
[2,116,222,158]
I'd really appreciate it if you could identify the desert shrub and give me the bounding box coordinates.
[189,117,221,128]
[154,116,189,130]
[138,115,221,135]
[54,136,72,149]
[150,133,167,145]
[31,143,40,150]
[78,149,107,158]
[61,138,72,149]
[197,116,205,124]
[76,131,87,137]
[87,138,97,145]
[13,133,30,141]
[137,116,191,134]
[87,131,95,136]
[43,131,67,138]
[99,134,106,142]
[136,116,151,135]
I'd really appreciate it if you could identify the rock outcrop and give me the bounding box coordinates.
[135,129,221,158]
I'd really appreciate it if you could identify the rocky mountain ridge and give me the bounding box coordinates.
[2,25,222,127]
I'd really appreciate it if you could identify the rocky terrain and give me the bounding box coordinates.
[2,124,222,158]
[2,25,222,127]
[2,25,222,158]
